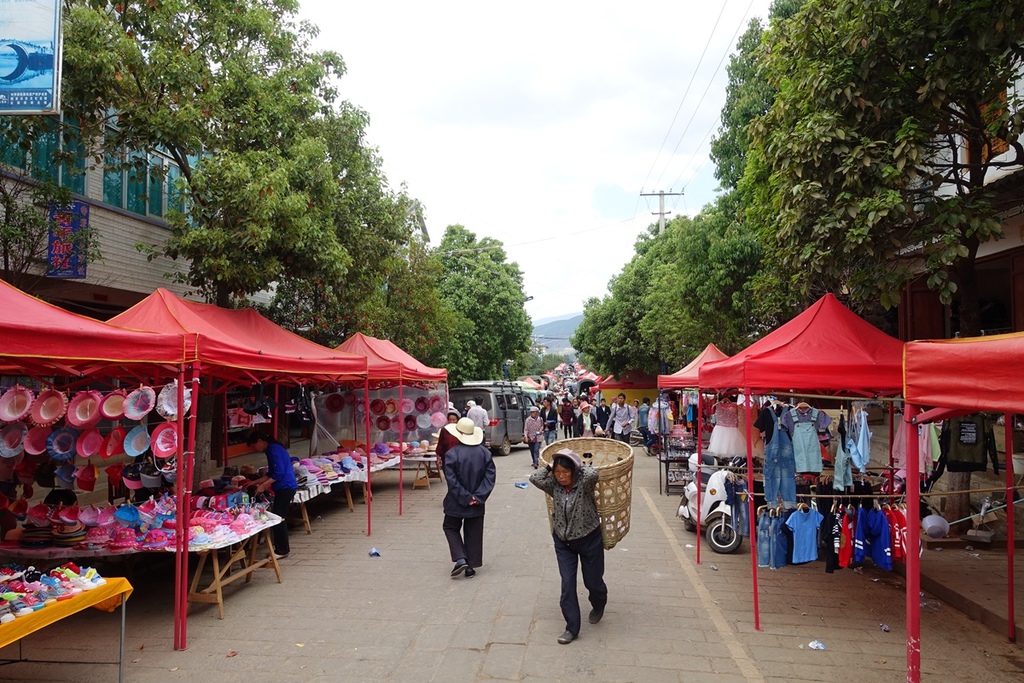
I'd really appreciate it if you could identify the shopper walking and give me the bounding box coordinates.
[541,397,559,445]
[638,397,653,448]
[559,398,575,440]
[248,431,298,559]
[435,408,462,469]
[466,400,488,430]
[573,402,600,437]
[529,447,608,644]
[606,393,637,443]
[442,418,497,579]
[525,404,544,468]
[595,398,611,436]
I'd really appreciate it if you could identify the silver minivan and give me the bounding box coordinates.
[449,382,536,456]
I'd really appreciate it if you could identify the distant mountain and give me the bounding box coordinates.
[532,312,582,326]
[532,314,583,354]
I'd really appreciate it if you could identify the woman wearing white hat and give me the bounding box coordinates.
[442,417,496,579]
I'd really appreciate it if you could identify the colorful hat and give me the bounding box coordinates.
[123,386,156,421]
[430,411,447,428]
[414,396,429,413]
[54,463,76,489]
[403,414,417,432]
[99,390,127,421]
[429,395,444,413]
[156,380,192,421]
[14,457,36,485]
[0,421,27,458]
[400,398,415,415]
[24,426,51,456]
[78,505,100,526]
[0,385,34,423]
[375,415,391,431]
[109,526,140,549]
[123,425,150,458]
[416,413,433,430]
[101,426,126,459]
[27,502,51,527]
[10,496,29,521]
[150,422,178,459]
[355,399,366,414]
[104,463,124,488]
[324,393,344,413]
[142,528,171,549]
[343,392,357,406]
[46,427,79,461]
[370,398,386,415]
[66,390,103,428]
[31,389,67,427]
[385,398,398,415]
[75,464,98,492]
[76,427,104,458]
[121,463,144,490]
[139,462,163,489]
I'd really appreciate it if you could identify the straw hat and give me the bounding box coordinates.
[444,417,483,446]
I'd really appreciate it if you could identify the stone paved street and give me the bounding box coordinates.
[1,446,1021,682]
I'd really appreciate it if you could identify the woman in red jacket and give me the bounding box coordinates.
[559,398,575,440]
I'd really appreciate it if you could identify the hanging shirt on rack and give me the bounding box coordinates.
[789,406,832,473]
[838,507,856,568]
[853,507,893,570]
[847,408,872,472]
[785,507,824,563]
[937,415,1000,475]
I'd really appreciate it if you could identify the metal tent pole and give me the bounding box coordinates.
[745,389,760,631]
[904,405,921,683]
[1004,412,1016,643]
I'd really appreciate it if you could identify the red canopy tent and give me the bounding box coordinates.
[658,343,729,389]
[696,294,912,674]
[0,280,198,651]
[335,332,447,517]
[904,333,1021,674]
[110,289,369,649]
[699,293,904,393]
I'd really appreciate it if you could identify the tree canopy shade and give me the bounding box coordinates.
[435,226,531,385]
[743,0,1024,333]
[698,294,904,394]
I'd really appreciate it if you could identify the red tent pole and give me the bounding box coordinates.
[905,404,921,683]
[695,393,702,564]
[1004,412,1016,643]
[745,389,760,631]
[398,381,404,516]
[364,378,372,536]
[173,366,185,651]
[888,403,895,491]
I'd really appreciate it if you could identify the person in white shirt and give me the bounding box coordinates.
[605,393,637,444]
[466,400,488,430]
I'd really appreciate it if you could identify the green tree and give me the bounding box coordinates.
[436,226,532,385]
[62,0,350,305]
[745,0,1024,331]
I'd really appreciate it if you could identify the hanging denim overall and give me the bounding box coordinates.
[725,477,750,537]
[762,409,796,508]
[790,407,823,473]
[756,508,772,568]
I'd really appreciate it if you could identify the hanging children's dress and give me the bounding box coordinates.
[708,399,745,456]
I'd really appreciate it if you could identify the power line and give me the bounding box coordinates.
[637,1,732,197]
[652,0,758,191]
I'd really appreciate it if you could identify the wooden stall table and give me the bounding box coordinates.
[0,577,132,683]
[289,484,331,533]
[404,454,443,489]
[187,518,283,620]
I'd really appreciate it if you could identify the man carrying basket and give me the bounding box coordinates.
[529,447,608,644]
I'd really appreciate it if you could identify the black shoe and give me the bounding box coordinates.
[557,630,576,644]
[588,607,604,624]
[451,559,468,577]
[464,567,476,578]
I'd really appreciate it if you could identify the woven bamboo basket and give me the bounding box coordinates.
[539,437,634,550]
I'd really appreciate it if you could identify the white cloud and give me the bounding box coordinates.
[299,0,775,320]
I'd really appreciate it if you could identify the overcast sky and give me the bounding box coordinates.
[298,0,776,323]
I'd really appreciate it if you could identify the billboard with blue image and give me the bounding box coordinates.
[0,0,61,114]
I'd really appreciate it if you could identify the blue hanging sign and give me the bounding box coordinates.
[0,0,62,114]
[47,201,88,279]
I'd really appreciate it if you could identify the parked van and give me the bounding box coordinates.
[449,382,537,456]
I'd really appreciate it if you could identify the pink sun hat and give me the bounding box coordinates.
[150,422,178,459]
[99,390,128,421]
[123,386,156,421]
[76,427,104,458]
[66,390,103,428]
[430,411,447,428]
[31,389,67,427]
[23,426,51,456]
[0,385,34,423]
[400,398,415,415]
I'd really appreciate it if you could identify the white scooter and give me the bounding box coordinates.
[677,453,743,554]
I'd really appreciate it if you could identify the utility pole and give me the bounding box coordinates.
[640,190,683,234]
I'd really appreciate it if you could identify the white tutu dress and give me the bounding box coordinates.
[708,401,746,456]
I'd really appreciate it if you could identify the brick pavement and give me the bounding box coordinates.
[1,446,1021,682]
